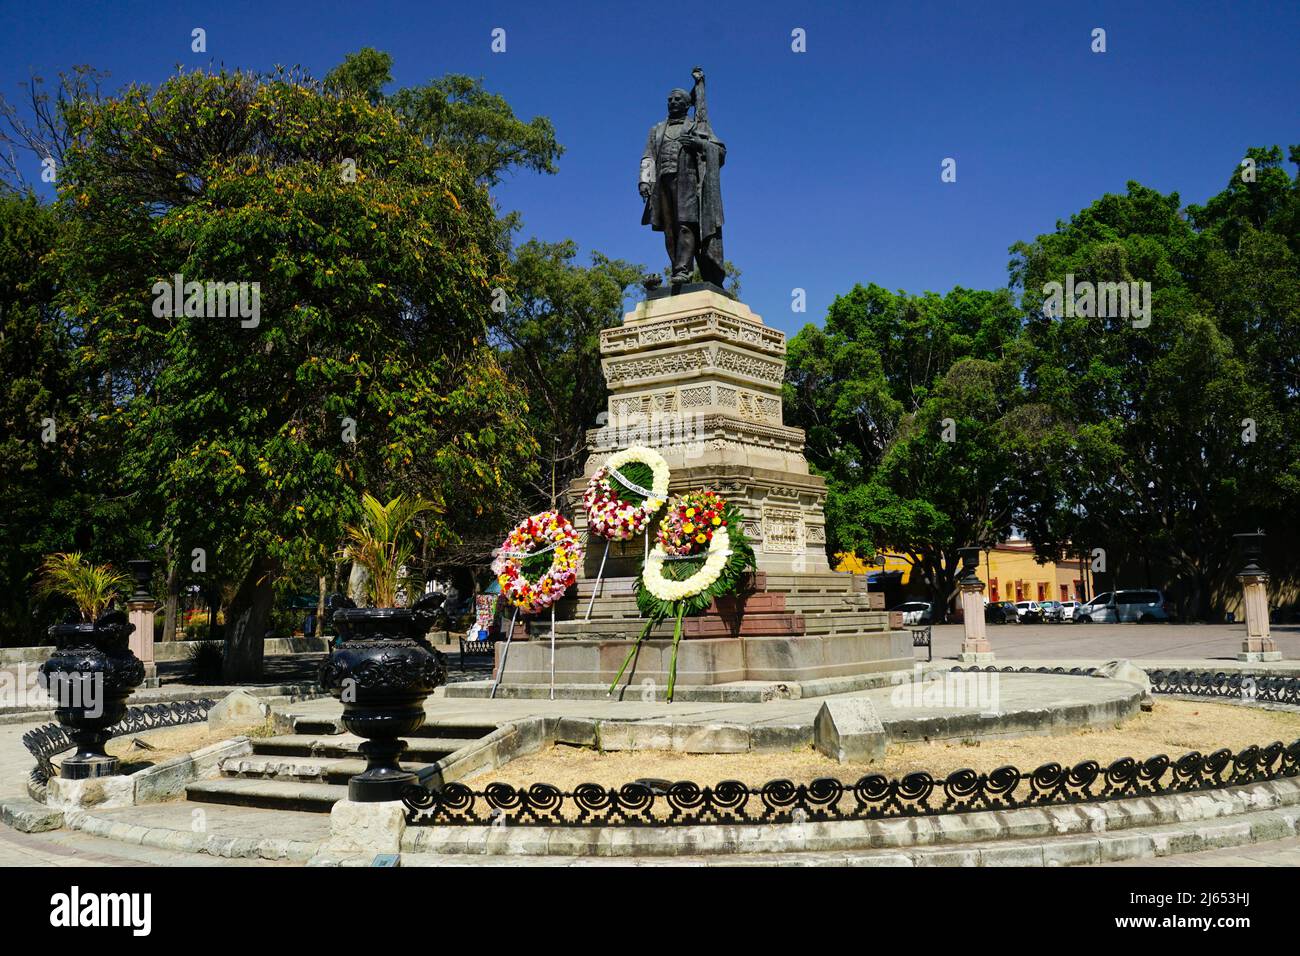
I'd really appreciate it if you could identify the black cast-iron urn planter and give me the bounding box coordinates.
[957,546,984,584]
[39,609,146,779]
[1234,531,1266,576]
[317,592,448,802]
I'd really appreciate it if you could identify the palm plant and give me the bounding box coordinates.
[35,552,131,622]
[341,493,442,607]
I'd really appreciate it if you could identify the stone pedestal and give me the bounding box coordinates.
[45,773,135,810]
[1237,572,1281,662]
[958,579,994,664]
[127,599,159,686]
[574,290,829,575]
[327,799,407,856]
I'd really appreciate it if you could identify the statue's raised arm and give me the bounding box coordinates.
[691,66,707,126]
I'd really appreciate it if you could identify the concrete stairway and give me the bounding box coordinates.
[185,718,498,813]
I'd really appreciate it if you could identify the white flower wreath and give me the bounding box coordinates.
[642,527,732,602]
[581,445,670,540]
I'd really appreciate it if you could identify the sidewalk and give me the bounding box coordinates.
[929,622,1300,664]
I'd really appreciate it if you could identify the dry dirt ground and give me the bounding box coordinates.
[52,721,266,776]
[474,698,1300,789]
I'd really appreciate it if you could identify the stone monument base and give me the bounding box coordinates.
[480,571,913,697]
[483,631,911,688]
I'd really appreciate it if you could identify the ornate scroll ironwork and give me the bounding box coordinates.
[23,698,216,787]
[402,739,1300,827]
[1147,670,1300,705]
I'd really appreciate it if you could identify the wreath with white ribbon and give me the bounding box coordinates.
[581,446,670,540]
[492,511,583,614]
[610,490,754,702]
[642,527,733,603]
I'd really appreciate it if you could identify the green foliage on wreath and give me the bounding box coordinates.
[608,460,654,508]
[520,550,553,583]
[634,502,755,622]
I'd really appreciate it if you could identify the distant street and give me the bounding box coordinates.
[927,622,1300,663]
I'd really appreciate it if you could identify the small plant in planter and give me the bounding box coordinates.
[318,493,449,802]
[35,554,144,779]
[35,552,130,622]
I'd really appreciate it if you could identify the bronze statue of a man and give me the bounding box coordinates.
[639,66,726,286]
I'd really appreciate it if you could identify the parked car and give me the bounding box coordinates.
[985,601,1019,624]
[1039,600,1065,623]
[1013,600,1043,623]
[1074,589,1171,623]
[891,601,933,626]
[1060,600,1080,622]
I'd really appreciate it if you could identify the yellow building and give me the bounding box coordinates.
[837,540,1095,607]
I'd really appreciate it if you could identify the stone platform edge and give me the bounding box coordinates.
[400,776,1300,859]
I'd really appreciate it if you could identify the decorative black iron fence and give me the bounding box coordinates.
[951,665,1300,707]
[1148,670,1300,705]
[22,699,215,787]
[402,740,1300,827]
[402,667,1300,827]
[951,665,1098,676]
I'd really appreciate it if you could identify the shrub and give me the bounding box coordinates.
[186,641,225,683]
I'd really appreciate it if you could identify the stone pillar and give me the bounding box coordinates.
[1237,572,1280,662]
[1234,533,1280,663]
[126,559,159,686]
[956,547,994,664]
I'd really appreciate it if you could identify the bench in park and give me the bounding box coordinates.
[911,624,932,662]
[459,636,501,669]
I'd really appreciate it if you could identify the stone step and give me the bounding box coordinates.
[681,612,805,638]
[250,734,481,761]
[551,592,881,622]
[185,777,346,813]
[220,753,442,786]
[537,610,893,644]
[288,715,498,741]
[558,571,859,599]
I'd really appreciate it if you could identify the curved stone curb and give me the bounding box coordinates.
[63,809,319,862]
[421,717,549,785]
[401,776,1300,858]
[396,805,1300,866]
[0,796,63,833]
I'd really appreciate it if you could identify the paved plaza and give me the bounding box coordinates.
[928,622,1300,666]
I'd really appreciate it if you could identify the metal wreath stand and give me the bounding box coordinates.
[491,538,565,700]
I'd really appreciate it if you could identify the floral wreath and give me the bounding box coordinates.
[610,489,754,701]
[492,511,583,614]
[581,446,670,540]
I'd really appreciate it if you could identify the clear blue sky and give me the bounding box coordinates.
[2,0,1296,333]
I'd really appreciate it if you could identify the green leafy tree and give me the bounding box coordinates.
[494,239,644,506]
[1011,160,1299,619]
[0,192,150,642]
[57,67,538,679]
[786,283,1023,612]
[831,358,1040,616]
[325,48,562,186]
